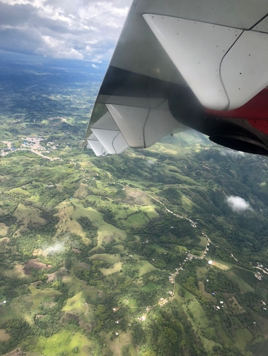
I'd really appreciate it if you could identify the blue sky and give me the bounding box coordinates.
[0,0,132,66]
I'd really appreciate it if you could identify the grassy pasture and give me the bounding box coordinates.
[226,271,254,293]
[0,83,267,356]
[0,223,8,237]
[8,187,30,196]
[142,282,159,292]
[210,259,230,271]
[232,267,259,289]
[234,328,253,351]
[55,201,89,244]
[13,203,46,236]
[89,254,121,264]
[252,313,268,337]
[74,182,88,198]
[138,261,157,276]
[86,194,158,228]
[97,223,126,247]
[3,264,28,279]
[0,329,10,342]
[62,275,103,305]
[196,266,209,279]
[198,234,208,249]
[250,340,268,356]
[35,330,91,356]
[125,186,152,205]
[62,291,86,313]
[105,331,135,356]
[200,336,220,355]
[188,299,210,329]
[28,286,61,310]
[71,200,127,246]
[120,211,149,229]
[214,316,233,347]
[100,262,122,276]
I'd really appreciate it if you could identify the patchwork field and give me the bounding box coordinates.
[0,56,267,356]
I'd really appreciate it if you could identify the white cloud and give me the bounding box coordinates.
[220,149,245,158]
[226,196,253,213]
[145,158,157,167]
[44,241,65,254]
[58,48,84,60]
[0,0,132,61]
[92,63,99,68]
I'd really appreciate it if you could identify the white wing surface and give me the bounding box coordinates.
[85,0,268,156]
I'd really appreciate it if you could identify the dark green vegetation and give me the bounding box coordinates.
[0,54,268,356]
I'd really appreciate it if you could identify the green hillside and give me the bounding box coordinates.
[0,59,267,356]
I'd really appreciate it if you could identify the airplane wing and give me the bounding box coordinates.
[85,0,268,156]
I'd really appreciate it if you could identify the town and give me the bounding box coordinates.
[0,134,62,162]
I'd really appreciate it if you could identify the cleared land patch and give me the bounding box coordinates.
[55,201,89,245]
[8,187,30,196]
[234,328,253,352]
[198,281,213,300]
[0,223,8,237]
[252,313,268,337]
[120,211,149,228]
[227,271,254,293]
[4,264,28,279]
[125,186,151,205]
[28,286,61,310]
[13,203,46,236]
[188,299,210,329]
[35,330,91,356]
[0,329,10,341]
[224,294,245,315]
[211,260,229,270]
[100,262,122,276]
[72,200,126,246]
[142,282,159,292]
[74,182,88,198]
[106,331,133,356]
[0,237,10,245]
[62,291,86,313]
[89,254,121,264]
[97,223,126,247]
[23,259,51,275]
[138,260,157,276]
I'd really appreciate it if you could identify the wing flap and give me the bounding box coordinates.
[85,0,268,156]
[87,134,107,157]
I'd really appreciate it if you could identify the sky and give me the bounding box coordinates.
[0,0,132,64]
